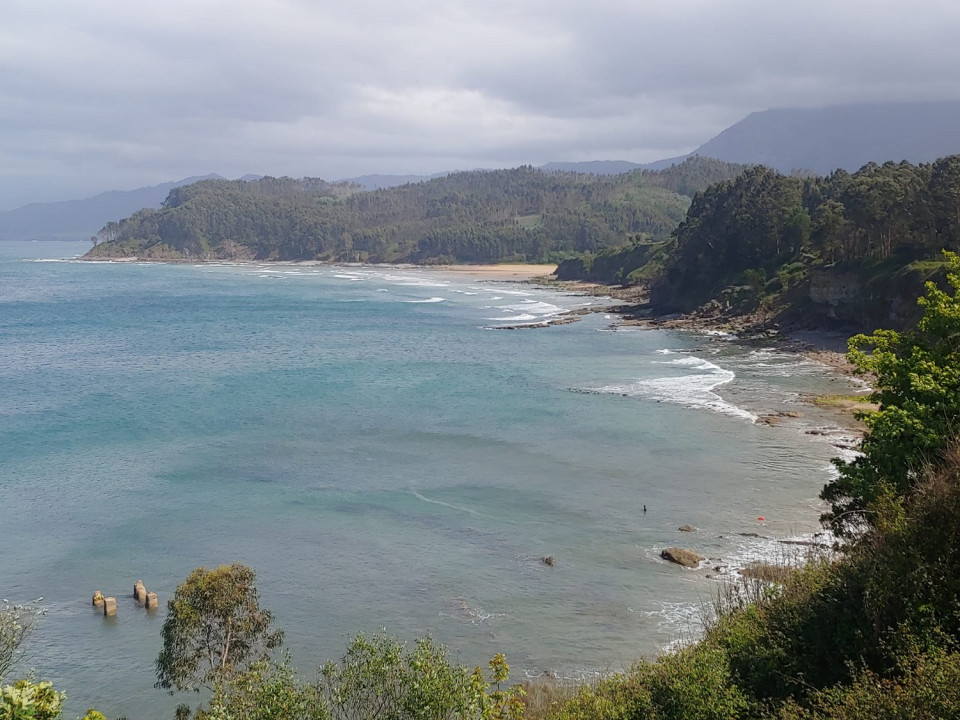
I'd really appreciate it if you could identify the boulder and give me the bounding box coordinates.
[678,524,695,532]
[145,592,159,610]
[661,547,704,568]
[91,590,104,606]
[541,556,556,567]
[134,580,146,602]
[103,597,117,617]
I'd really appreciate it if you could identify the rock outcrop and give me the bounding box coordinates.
[661,547,704,568]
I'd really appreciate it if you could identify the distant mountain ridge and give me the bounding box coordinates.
[545,102,960,177]
[0,174,224,241]
[690,101,960,174]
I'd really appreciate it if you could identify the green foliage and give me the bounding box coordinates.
[201,656,328,720]
[156,564,283,693]
[0,602,42,683]
[643,156,960,321]
[552,645,745,720]
[775,647,960,719]
[320,632,523,720]
[822,252,960,532]
[86,159,745,265]
[0,679,65,720]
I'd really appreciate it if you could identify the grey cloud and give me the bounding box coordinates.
[1,0,959,209]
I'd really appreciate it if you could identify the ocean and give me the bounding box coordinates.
[0,240,862,718]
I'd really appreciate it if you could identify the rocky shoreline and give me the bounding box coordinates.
[534,278,874,428]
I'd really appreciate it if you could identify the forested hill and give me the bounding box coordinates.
[84,158,746,263]
[556,155,960,331]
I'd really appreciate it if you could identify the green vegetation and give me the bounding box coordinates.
[84,158,745,264]
[156,564,283,693]
[644,157,960,327]
[0,679,66,720]
[823,252,960,533]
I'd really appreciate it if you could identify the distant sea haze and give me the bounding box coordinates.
[0,241,860,720]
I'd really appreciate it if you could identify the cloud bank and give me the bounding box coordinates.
[1,0,959,208]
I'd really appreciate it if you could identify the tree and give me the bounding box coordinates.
[822,252,960,533]
[0,601,42,683]
[156,564,284,693]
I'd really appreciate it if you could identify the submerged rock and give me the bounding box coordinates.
[678,524,696,532]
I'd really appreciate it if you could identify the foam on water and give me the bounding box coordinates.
[592,355,758,422]
[402,297,446,303]
[484,299,568,327]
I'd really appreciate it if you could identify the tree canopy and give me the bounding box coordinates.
[156,564,284,693]
[85,158,746,264]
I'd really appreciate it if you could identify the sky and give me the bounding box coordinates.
[2,0,960,210]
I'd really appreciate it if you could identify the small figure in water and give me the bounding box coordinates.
[643,505,647,513]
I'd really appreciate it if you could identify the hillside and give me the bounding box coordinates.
[0,174,223,241]
[85,158,746,263]
[556,155,960,334]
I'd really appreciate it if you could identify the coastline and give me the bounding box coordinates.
[534,277,872,419]
[80,254,559,282]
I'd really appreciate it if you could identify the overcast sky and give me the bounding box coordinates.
[2,0,959,210]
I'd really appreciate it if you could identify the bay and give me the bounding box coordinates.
[0,241,859,718]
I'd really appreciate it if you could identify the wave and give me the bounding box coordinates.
[439,599,505,625]
[591,356,757,422]
[487,313,539,322]
[410,490,489,518]
[402,297,445,303]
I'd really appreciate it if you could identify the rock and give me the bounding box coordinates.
[661,547,704,568]
[678,524,695,532]
[145,592,159,610]
[134,580,146,602]
[103,597,117,617]
[92,590,104,606]
[541,556,556,567]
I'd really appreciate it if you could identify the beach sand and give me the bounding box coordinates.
[434,263,558,280]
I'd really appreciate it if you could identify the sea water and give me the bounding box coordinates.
[0,241,862,718]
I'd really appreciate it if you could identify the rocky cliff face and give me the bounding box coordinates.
[809,272,862,319]
[804,264,947,331]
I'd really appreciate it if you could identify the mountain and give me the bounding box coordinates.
[0,174,224,241]
[691,101,960,174]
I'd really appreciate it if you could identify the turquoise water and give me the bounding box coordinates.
[0,241,860,717]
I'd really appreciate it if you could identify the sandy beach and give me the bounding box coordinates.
[433,263,558,279]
